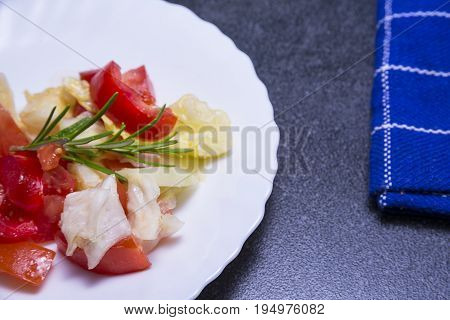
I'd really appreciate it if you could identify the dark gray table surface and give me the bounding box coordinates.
[169,0,450,299]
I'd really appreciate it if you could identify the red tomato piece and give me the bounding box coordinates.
[43,195,65,224]
[102,158,134,171]
[72,102,88,117]
[0,155,43,214]
[0,212,40,243]
[37,143,64,171]
[0,242,55,285]
[0,214,56,243]
[0,183,52,243]
[55,231,150,275]
[89,61,177,140]
[0,156,70,243]
[81,65,156,105]
[122,65,156,105]
[79,69,99,83]
[42,165,75,196]
[33,194,65,240]
[0,104,29,157]
[116,179,128,215]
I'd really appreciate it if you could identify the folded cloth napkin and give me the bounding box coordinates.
[370,0,450,215]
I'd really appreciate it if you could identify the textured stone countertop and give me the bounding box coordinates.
[169,0,450,299]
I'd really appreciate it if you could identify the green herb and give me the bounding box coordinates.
[63,154,127,182]
[13,92,192,182]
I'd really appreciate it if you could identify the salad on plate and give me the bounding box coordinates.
[0,61,231,286]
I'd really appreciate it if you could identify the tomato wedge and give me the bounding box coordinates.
[72,102,88,117]
[79,69,99,83]
[0,154,44,214]
[0,188,56,243]
[102,158,134,171]
[0,208,40,243]
[116,180,128,215]
[0,104,29,157]
[122,65,156,105]
[55,231,150,275]
[0,156,73,243]
[37,143,64,171]
[0,242,55,285]
[0,176,50,243]
[43,195,65,224]
[42,165,75,196]
[88,61,177,140]
[81,65,156,105]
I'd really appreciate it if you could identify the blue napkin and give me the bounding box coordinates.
[370,0,450,215]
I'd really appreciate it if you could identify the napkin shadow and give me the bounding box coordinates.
[368,199,450,231]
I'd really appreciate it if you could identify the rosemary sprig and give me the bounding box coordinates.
[13,92,192,182]
[66,131,114,146]
[63,154,127,182]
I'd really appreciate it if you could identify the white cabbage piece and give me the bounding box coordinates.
[20,87,75,138]
[141,190,182,252]
[60,111,107,144]
[62,77,94,112]
[170,94,231,158]
[171,94,230,130]
[119,170,184,244]
[0,73,16,117]
[160,214,183,237]
[140,190,183,253]
[60,175,131,269]
[158,189,177,215]
[68,163,106,190]
[119,167,199,188]
[140,214,184,254]
[123,171,162,241]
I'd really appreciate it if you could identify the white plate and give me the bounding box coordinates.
[0,0,279,299]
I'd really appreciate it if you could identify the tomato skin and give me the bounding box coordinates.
[0,242,55,285]
[0,104,29,157]
[89,61,177,141]
[37,143,64,171]
[55,231,150,275]
[0,155,44,214]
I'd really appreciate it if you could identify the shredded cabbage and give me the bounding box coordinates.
[68,163,106,190]
[61,175,131,269]
[119,169,184,243]
[119,167,199,188]
[20,87,75,138]
[63,77,94,112]
[171,94,231,158]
